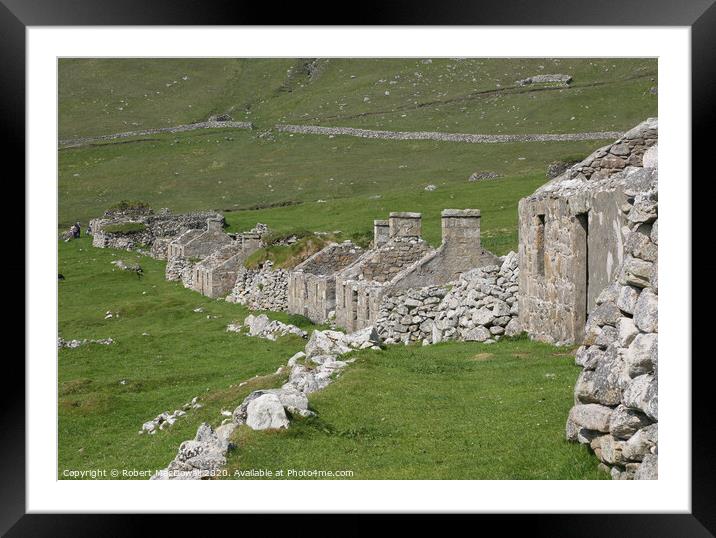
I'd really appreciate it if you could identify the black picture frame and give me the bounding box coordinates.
[8,0,708,534]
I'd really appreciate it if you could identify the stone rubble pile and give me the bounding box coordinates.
[139,396,204,435]
[151,422,237,480]
[153,326,381,479]
[58,337,114,348]
[226,261,289,311]
[566,152,658,480]
[227,314,307,340]
[376,252,521,345]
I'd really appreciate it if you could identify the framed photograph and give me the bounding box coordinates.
[11,0,709,534]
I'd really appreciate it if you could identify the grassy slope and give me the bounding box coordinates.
[225,339,606,480]
[58,237,604,479]
[59,128,607,238]
[59,58,656,139]
[58,237,317,477]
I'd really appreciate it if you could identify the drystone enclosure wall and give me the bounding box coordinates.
[227,261,290,312]
[376,251,520,345]
[566,154,658,480]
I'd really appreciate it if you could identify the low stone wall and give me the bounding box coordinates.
[376,252,521,345]
[566,182,658,480]
[276,124,623,144]
[59,120,254,148]
[226,262,289,312]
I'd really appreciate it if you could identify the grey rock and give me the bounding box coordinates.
[569,404,613,432]
[624,333,657,377]
[245,393,289,430]
[633,288,658,333]
[609,404,652,440]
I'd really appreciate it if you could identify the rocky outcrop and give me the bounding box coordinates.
[376,252,520,345]
[226,261,289,311]
[566,148,658,480]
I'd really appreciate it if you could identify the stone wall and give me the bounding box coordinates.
[566,163,658,480]
[90,209,222,256]
[276,124,622,144]
[287,241,365,323]
[518,118,658,345]
[227,261,289,312]
[376,252,520,345]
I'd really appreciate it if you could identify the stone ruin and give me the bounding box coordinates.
[287,241,365,323]
[566,148,658,480]
[191,232,262,298]
[336,210,498,333]
[165,220,266,296]
[518,118,658,345]
[226,261,290,312]
[377,251,520,345]
[89,208,223,256]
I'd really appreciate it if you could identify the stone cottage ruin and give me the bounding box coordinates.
[518,118,658,345]
[335,210,498,332]
[287,241,365,323]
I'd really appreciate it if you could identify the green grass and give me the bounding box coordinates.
[102,222,147,234]
[58,237,604,480]
[58,127,610,238]
[58,237,316,478]
[223,337,606,480]
[59,58,656,139]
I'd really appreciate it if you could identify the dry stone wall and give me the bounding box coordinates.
[227,261,289,312]
[376,252,520,345]
[566,162,658,480]
[276,124,622,144]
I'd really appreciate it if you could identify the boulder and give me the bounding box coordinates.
[245,393,289,430]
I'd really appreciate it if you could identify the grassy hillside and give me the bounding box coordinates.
[58,237,317,476]
[59,128,607,241]
[58,237,604,480]
[225,338,606,480]
[59,58,656,139]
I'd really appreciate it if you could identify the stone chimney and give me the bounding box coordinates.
[373,220,389,247]
[241,232,262,251]
[388,212,422,239]
[207,217,224,232]
[441,209,481,248]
